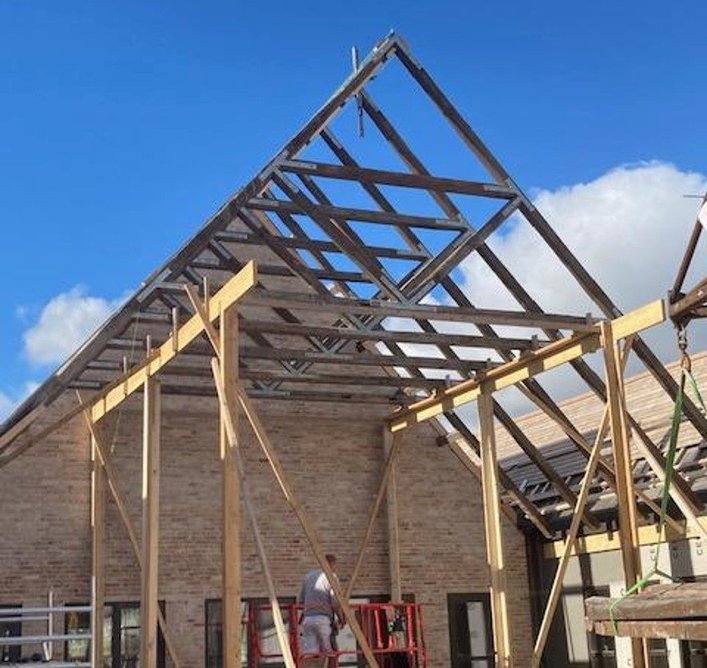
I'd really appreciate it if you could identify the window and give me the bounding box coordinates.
[447,593,494,668]
[682,639,707,667]
[0,604,21,664]
[65,601,164,668]
[205,599,250,668]
[65,607,91,662]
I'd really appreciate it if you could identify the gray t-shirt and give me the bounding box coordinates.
[299,568,336,618]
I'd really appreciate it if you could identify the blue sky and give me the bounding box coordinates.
[1,0,706,417]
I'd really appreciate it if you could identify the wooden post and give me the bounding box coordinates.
[383,427,402,602]
[601,322,646,668]
[140,377,161,668]
[91,433,105,668]
[221,304,241,668]
[77,393,182,668]
[210,357,295,668]
[531,336,636,667]
[478,393,513,668]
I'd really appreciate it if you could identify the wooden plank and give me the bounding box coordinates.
[390,332,600,431]
[77,393,182,668]
[244,287,597,331]
[390,299,667,432]
[220,304,241,668]
[140,377,161,668]
[89,261,257,423]
[544,515,707,559]
[478,394,513,667]
[611,299,665,341]
[586,583,707,622]
[90,433,105,668]
[383,428,402,602]
[591,619,707,642]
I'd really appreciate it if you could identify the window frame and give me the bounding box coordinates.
[64,600,165,668]
[447,592,494,668]
[0,604,22,664]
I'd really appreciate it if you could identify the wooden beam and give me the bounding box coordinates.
[345,429,403,599]
[77,393,182,667]
[530,336,637,667]
[383,428,402,602]
[90,433,105,668]
[601,321,645,668]
[220,304,241,668]
[279,159,517,198]
[478,393,513,667]
[514,380,681,529]
[89,261,257,423]
[246,196,469,232]
[140,377,161,668]
[235,387,381,668]
[244,287,598,331]
[214,228,428,261]
[241,369,447,390]
[239,318,541,351]
[544,515,707,558]
[389,300,666,432]
[591,619,707,642]
[210,358,295,668]
[391,332,599,431]
[240,344,494,372]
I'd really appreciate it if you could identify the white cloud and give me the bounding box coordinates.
[0,381,41,422]
[22,286,124,367]
[455,161,707,414]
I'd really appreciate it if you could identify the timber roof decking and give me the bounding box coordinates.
[2,33,705,539]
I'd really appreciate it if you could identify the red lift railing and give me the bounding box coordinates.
[247,602,427,668]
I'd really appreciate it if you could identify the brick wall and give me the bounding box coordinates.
[0,392,532,666]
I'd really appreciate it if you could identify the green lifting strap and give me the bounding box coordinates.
[609,354,705,632]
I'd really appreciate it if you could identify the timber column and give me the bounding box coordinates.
[140,376,161,668]
[221,303,241,668]
[601,321,646,668]
[478,393,513,668]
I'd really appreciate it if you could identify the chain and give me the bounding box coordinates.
[678,325,692,373]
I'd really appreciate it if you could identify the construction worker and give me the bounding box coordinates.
[298,553,345,668]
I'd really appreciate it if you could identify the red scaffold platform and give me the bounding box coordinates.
[247,602,427,667]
